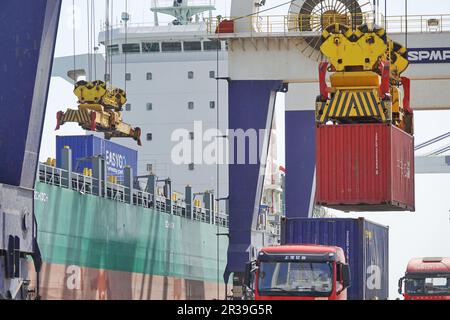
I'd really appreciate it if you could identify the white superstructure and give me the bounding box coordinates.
[98,28,228,203]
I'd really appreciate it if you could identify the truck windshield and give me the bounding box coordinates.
[258,261,333,296]
[405,276,450,296]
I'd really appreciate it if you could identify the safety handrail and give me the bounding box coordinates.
[206,14,450,35]
[100,13,450,35]
[382,14,450,33]
[36,163,229,227]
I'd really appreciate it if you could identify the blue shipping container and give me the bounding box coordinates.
[281,217,389,300]
[56,135,138,180]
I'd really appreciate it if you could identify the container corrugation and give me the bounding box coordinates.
[281,217,389,300]
[56,135,138,180]
[316,123,415,212]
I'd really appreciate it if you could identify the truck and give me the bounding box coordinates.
[398,257,450,300]
[245,244,350,300]
[244,217,389,300]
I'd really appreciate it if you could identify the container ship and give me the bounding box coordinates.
[30,136,229,300]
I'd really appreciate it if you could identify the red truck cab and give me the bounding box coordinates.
[398,257,450,300]
[245,244,350,300]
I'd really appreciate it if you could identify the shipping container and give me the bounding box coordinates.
[281,217,389,300]
[316,123,415,212]
[56,135,138,180]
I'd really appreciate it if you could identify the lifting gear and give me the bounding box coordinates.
[55,80,142,145]
[316,23,413,135]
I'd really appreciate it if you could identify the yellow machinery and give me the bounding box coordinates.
[56,80,142,145]
[316,23,413,135]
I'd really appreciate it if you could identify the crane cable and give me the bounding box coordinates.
[86,0,92,81]
[72,0,76,85]
[93,0,97,79]
[228,0,354,22]
[124,0,128,92]
[215,31,220,301]
[105,0,110,86]
[231,0,295,22]
[104,0,115,86]
[415,132,450,150]
[110,0,114,86]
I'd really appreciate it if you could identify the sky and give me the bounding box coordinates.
[43,0,450,299]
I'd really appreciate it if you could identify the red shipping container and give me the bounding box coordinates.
[316,123,415,212]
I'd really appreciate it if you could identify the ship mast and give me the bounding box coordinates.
[151,0,215,26]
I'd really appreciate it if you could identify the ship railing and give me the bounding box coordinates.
[152,0,215,8]
[382,14,450,33]
[215,213,229,228]
[193,207,208,223]
[37,163,229,228]
[133,190,154,209]
[71,172,94,195]
[206,14,450,36]
[38,163,69,188]
[105,181,127,203]
[172,201,185,218]
[100,20,208,31]
[206,13,374,35]
[153,195,168,213]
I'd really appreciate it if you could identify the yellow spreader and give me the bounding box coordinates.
[56,80,142,145]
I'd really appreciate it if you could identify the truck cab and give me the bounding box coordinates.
[398,257,450,300]
[245,244,350,300]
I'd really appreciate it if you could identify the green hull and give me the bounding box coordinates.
[32,181,228,299]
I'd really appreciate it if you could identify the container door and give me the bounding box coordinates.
[316,124,391,208]
[390,126,415,211]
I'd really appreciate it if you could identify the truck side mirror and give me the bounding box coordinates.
[342,264,351,289]
[398,277,405,295]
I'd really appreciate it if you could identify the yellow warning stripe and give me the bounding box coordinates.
[62,109,91,125]
[370,90,386,121]
[318,89,387,123]
[329,91,342,117]
[358,92,371,116]
[341,93,350,118]
[320,100,331,123]
[335,90,346,117]
[366,91,378,116]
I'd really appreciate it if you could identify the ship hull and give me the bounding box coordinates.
[29,262,225,300]
[31,181,228,300]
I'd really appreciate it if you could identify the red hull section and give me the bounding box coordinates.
[28,263,225,300]
[316,124,415,212]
